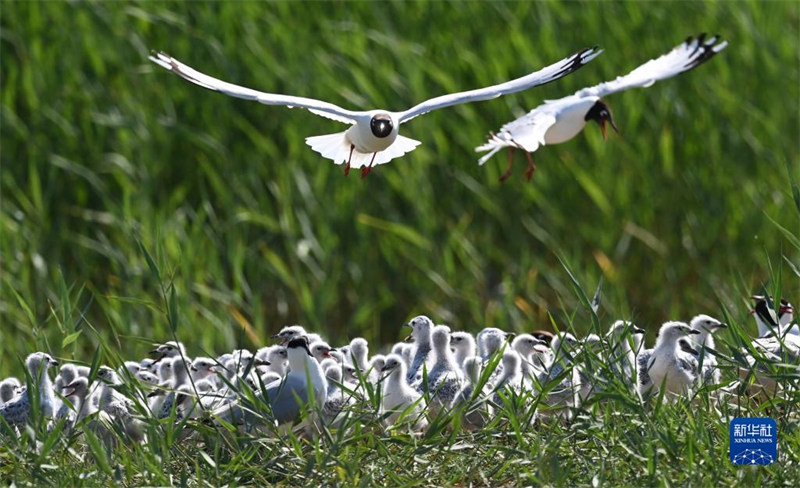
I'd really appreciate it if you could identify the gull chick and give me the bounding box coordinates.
[380,354,428,432]
[425,326,467,416]
[687,314,727,386]
[0,353,59,429]
[644,322,701,400]
[405,315,435,384]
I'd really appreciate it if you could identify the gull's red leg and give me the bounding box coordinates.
[345,144,355,176]
[524,151,536,181]
[361,153,378,179]
[499,147,514,183]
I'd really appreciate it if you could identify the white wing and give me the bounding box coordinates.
[149,51,362,124]
[475,110,557,164]
[499,110,558,152]
[396,47,602,124]
[575,34,728,99]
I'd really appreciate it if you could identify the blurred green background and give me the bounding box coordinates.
[1,1,798,372]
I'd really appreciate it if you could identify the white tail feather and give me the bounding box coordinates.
[476,132,515,165]
[476,145,503,166]
[305,132,421,168]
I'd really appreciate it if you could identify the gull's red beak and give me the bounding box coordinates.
[609,117,620,137]
[601,118,620,141]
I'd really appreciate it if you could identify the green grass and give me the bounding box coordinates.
[1,277,799,486]
[1,0,799,485]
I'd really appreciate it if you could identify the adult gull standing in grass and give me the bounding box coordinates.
[213,338,327,428]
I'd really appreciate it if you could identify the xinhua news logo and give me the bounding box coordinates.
[729,418,777,465]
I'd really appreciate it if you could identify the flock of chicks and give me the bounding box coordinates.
[1,296,798,442]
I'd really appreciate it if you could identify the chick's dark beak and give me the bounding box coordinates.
[681,343,699,355]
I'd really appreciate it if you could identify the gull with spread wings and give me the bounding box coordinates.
[476,34,728,182]
[150,47,601,178]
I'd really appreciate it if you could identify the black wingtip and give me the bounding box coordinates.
[684,32,727,70]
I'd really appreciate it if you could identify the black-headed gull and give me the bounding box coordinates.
[150,47,601,177]
[476,34,728,181]
[213,338,327,427]
[751,296,799,337]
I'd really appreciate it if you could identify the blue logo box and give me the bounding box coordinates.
[730,418,777,465]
